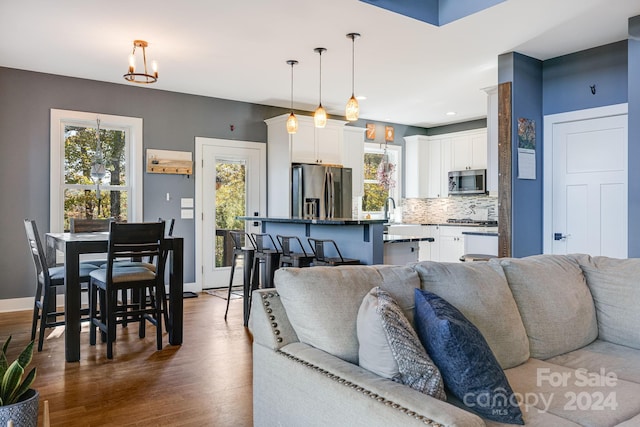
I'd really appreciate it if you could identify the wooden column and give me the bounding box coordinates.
[498,82,512,258]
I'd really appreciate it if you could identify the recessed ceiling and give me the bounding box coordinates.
[0,0,638,127]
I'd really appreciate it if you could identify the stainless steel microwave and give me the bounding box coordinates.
[448,169,487,195]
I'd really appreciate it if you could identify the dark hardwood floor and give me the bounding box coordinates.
[0,292,253,426]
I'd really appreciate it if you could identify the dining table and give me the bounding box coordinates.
[45,231,184,362]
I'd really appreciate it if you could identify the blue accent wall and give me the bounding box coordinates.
[543,41,628,115]
[499,52,544,257]
[628,35,640,257]
[439,0,505,25]
[359,0,505,26]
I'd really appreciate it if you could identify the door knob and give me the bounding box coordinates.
[554,233,571,241]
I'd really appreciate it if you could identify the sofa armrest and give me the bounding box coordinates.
[249,288,299,350]
[254,341,486,427]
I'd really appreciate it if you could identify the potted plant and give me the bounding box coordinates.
[0,336,38,427]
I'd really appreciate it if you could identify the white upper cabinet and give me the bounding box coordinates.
[485,86,499,195]
[342,127,366,198]
[404,135,429,198]
[289,115,345,165]
[264,114,349,216]
[450,129,488,171]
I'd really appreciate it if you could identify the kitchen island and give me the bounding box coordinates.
[237,216,386,265]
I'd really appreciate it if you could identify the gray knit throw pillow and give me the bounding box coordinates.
[359,287,446,400]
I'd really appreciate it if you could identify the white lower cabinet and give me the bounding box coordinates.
[384,225,494,263]
[383,241,419,265]
[438,231,465,262]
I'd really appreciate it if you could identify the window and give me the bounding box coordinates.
[362,142,401,217]
[50,110,143,232]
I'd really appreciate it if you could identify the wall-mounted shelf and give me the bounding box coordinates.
[146,149,193,175]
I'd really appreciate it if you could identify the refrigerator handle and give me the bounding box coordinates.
[323,169,329,218]
[329,171,335,218]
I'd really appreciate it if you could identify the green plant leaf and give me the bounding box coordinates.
[8,367,36,405]
[1,336,10,355]
[17,340,34,369]
[0,360,23,405]
[0,352,7,383]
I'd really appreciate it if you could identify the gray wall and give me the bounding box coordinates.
[0,66,435,300]
[0,67,286,299]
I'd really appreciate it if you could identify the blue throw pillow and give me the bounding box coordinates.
[414,288,524,425]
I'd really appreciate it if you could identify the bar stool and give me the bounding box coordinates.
[250,233,281,289]
[224,231,256,322]
[277,235,314,268]
[307,238,360,266]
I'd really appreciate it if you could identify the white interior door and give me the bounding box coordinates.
[545,108,627,257]
[195,138,266,290]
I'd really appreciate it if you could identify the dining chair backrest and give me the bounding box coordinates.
[105,222,166,279]
[159,217,175,237]
[69,218,113,233]
[23,219,50,285]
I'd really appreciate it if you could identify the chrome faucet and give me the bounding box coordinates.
[384,197,396,222]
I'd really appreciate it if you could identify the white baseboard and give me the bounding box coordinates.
[0,282,199,313]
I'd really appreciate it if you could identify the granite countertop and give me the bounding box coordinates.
[383,235,435,243]
[461,231,499,236]
[237,216,386,225]
[420,223,499,228]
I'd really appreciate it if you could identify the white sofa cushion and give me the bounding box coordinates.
[274,265,419,364]
[573,255,640,350]
[413,260,529,369]
[505,358,640,427]
[496,255,598,360]
[547,339,640,384]
[357,287,445,399]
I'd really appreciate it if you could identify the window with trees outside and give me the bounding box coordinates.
[362,142,401,217]
[50,110,143,232]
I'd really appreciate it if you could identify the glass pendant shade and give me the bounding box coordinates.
[286,112,298,134]
[345,33,361,121]
[345,94,359,121]
[314,48,327,128]
[286,59,299,134]
[314,105,327,128]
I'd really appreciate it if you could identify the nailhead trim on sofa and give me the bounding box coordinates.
[260,291,442,427]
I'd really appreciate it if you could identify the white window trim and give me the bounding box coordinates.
[50,109,143,232]
[363,142,402,214]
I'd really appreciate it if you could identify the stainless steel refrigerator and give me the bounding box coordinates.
[292,163,352,218]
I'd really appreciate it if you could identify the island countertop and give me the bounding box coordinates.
[237,216,386,225]
[237,216,385,264]
[384,235,435,243]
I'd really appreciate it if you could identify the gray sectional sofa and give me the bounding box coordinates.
[250,254,640,426]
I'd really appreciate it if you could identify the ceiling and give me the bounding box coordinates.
[1,0,639,128]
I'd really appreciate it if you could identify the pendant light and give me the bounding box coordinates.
[286,60,299,134]
[345,33,361,121]
[123,40,158,84]
[314,47,327,128]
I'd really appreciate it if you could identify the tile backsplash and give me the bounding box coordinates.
[401,196,498,224]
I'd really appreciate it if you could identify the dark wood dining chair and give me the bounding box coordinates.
[69,217,113,233]
[23,219,98,351]
[70,217,114,268]
[307,238,360,266]
[88,221,167,359]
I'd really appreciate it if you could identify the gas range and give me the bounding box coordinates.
[446,218,498,226]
